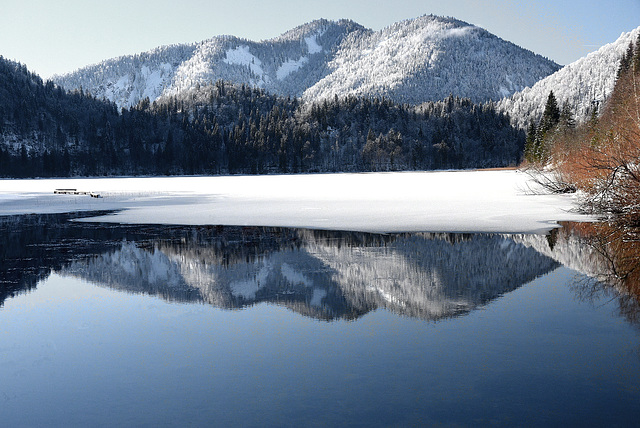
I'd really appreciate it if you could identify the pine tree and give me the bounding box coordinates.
[524,120,538,162]
[539,91,560,134]
[559,101,575,129]
[526,91,561,163]
[617,42,635,78]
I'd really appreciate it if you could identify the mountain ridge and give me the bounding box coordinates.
[304,15,559,104]
[53,15,560,109]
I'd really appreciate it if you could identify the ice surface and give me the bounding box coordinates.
[0,171,591,233]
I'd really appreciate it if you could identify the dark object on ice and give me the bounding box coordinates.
[54,189,101,198]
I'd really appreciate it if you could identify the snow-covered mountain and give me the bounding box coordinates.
[303,15,558,104]
[499,26,640,128]
[53,19,362,109]
[62,231,559,321]
[164,19,363,102]
[53,43,198,110]
[53,15,559,109]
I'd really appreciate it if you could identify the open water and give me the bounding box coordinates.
[1,213,639,426]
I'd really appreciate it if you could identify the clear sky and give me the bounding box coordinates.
[2,0,639,79]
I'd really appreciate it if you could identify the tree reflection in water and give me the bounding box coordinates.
[514,220,640,327]
[561,221,640,326]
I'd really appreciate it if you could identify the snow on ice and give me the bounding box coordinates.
[0,171,591,234]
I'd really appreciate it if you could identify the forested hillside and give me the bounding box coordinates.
[0,57,121,176]
[157,82,524,174]
[0,56,524,177]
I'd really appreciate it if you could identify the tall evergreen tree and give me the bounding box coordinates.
[617,42,635,78]
[559,101,575,129]
[539,91,560,134]
[524,120,539,163]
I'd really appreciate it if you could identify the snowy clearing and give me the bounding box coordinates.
[0,170,591,233]
[223,45,264,76]
[276,56,309,80]
[305,35,323,54]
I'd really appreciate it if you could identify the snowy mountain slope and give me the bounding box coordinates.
[53,15,559,109]
[304,15,559,104]
[163,19,363,100]
[53,43,198,108]
[498,26,640,128]
[54,19,362,109]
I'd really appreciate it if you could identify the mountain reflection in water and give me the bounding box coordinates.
[62,231,560,321]
[2,212,639,323]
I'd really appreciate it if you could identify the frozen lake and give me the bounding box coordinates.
[0,170,589,233]
[1,172,637,426]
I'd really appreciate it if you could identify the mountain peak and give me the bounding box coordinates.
[303,14,559,104]
[392,13,473,27]
[271,18,366,42]
[53,14,560,109]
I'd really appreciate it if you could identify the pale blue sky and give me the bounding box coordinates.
[2,0,639,78]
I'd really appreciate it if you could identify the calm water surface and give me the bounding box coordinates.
[0,213,639,426]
